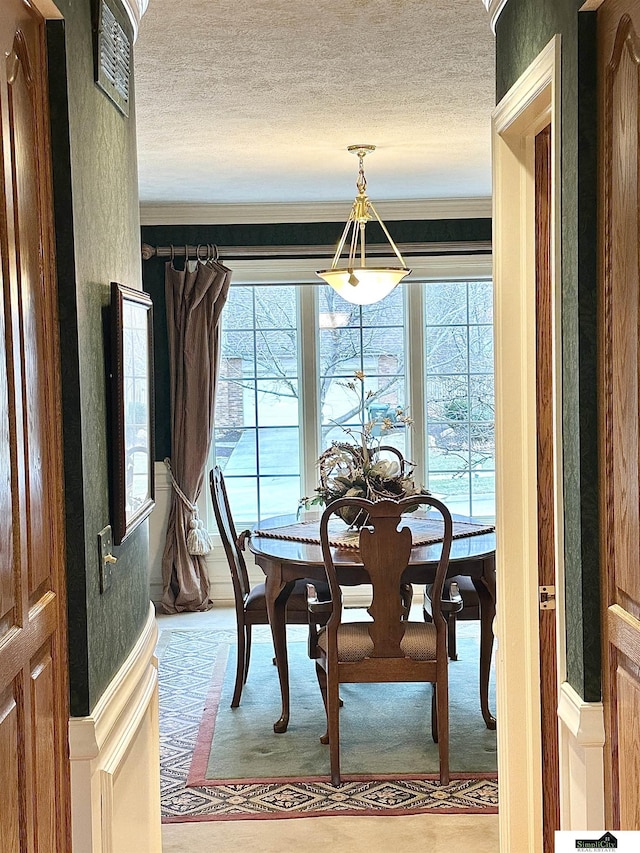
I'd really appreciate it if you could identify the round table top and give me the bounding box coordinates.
[249,513,495,570]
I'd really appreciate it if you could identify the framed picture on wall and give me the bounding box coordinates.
[111,281,155,545]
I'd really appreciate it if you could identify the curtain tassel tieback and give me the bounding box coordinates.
[164,458,213,556]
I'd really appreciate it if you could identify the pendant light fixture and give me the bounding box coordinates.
[316,145,411,305]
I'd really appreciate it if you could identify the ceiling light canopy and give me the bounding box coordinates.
[316,145,411,305]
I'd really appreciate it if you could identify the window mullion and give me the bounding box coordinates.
[406,282,426,490]
[299,285,319,500]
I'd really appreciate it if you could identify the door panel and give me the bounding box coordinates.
[598,0,640,828]
[0,0,70,849]
[0,688,20,853]
[616,666,640,827]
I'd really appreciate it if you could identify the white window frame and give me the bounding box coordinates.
[202,253,493,532]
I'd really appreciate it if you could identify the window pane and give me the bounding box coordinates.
[426,375,469,421]
[220,331,255,371]
[425,281,467,325]
[223,286,254,330]
[259,476,301,521]
[427,471,471,517]
[215,379,256,428]
[362,327,405,371]
[469,375,494,421]
[468,281,493,324]
[256,379,299,426]
[255,331,298,377]
[469,325,493,372]
[426,326,468,374]
[318,289,362,327]
[215,427,257,476]
[470,471,496,518]
[471,423,495,465]
[258,428,299,475]
[255,287,296,328]
[222,476,259,526]
[361,287,404,325]
[214,426,249,471]
[427,423,470,472]
[319,328,362,376]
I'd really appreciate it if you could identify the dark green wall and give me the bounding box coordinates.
[48,1,151,716]
[496,0,600,701]
[141,219,491,460]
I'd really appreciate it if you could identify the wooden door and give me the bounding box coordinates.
[598,0,640,829]
[535,124,560,850]
[0,0,71,850]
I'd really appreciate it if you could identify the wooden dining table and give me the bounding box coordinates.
[249,513,497,734]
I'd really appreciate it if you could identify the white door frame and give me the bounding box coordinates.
[492,36,564,852]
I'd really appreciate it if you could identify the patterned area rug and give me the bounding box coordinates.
[158,629,499,822]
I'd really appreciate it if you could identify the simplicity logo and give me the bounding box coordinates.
[575,833,618,849]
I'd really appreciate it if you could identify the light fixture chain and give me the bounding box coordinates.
[356,151,367,195]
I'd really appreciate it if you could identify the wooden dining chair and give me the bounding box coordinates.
[209,466,329,708]
[308,494,455,785]
[374,445,414,617]
[423,575,479,661]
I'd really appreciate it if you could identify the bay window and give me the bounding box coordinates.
[214,269,494,527]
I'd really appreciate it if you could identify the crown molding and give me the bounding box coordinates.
[139,197,492,226]
[482,0,509,32]
[121,0,149,41]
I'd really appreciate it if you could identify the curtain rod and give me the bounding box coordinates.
[141,241,491,261]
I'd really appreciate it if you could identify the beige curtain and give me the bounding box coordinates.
[161,256,231,613]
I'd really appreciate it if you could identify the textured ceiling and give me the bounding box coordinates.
[134,0,495,207]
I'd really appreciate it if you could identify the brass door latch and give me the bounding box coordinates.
[539,585,556,610]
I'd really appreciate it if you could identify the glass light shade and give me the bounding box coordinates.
[316,267,410,305]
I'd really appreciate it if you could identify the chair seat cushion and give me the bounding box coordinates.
[317,620,437,662]
[245,578,328,612]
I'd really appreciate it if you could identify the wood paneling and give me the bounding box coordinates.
[0,688,21,852]
[598,0,640,828]
[0,0,70,848]
[31,646,57,852]
[616,666,640,826]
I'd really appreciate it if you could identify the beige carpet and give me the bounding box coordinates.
[162,812,499,852]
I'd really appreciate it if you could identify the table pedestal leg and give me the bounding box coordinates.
[265,567,293,733]
[473,557,496,730]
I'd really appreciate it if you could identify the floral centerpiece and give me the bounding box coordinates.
[299,372,428,528]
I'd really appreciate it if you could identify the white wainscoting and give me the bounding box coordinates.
[68,604,161,853]
[557,682,605,830]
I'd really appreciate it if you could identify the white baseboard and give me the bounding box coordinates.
[68,604,162,853]
[557,681,605,830]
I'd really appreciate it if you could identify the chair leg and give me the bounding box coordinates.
[244,624,252,684]
[448,614,458,661]
[436,675,450,786]
[231,622,246,708]
[315,662,329,744]
[328,674,341,785]
[431,683,438,743]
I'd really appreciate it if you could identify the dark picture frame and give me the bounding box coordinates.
[111,282,155,545]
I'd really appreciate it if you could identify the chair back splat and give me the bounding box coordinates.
[313,494,454,785]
